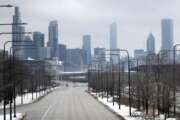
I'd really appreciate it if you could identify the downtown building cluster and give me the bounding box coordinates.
[11,6,92,71]
[134,19,174,61]
[12,6,175,71]
[11,6,110,72]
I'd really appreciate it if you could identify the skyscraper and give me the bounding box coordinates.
[161,19,174,51]
[47,20,59,58]
[134,49,146,59]
[58,44,66,62]
[82,35,91,65]
[12,6,25,59]
[110,22,117,49]
[110,22,118,63]
[147,33,155,54]
[94,47,106,61]
[33,32,49,60]
[23,36,36,59]
[134,49,146,65]
[94,47,106,66]
[33,32,45,47]
[66,48,85,71]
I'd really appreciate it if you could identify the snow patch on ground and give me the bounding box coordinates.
[91,92,176,120]
[0,113,23,120]
[0,88,58,109]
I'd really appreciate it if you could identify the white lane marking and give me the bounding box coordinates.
[41,104,54,120]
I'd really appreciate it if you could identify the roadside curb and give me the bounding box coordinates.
[87,91,126,120]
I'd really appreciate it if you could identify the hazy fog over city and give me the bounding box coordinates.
[0,0,180,55]
[1,0,180,120]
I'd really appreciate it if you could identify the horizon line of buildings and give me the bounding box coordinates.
[10,6,175,71]
[134,18,174,59]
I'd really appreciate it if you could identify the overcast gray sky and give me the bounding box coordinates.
[0,0,179,55]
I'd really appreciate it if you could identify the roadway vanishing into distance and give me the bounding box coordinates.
[1,83,122,120]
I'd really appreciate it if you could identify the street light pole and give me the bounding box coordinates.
[106,49,131,116]
[0,23,27,26]
[0,5,13,8]
[102,53,120,106]
[157,49,180,116]
[0,32,32,35]
[87,64,92,92]
[0,5,29,119]
[173,44,180,116]
[10,45,36,117]
[3,40,32,119]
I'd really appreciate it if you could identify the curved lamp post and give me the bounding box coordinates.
[0,5,13,8]
[3,40,32,119]
[102,53,120,106]
[106,49,131,116]
[173,44,180,116]
[10,45,36,117]
[157,49,180,116]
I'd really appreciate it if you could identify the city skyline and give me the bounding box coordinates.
[0,0,180,56]
[0,1,180,120]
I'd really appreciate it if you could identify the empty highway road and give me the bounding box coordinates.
[1,84,122,120]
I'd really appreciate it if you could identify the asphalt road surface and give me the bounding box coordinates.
[1,84,122,120]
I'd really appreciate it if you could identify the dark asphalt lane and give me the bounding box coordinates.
[1,85,122,120]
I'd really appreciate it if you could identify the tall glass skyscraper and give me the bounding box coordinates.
[82,35,91,65]
[110,22,119,63]
[12,6,25,59]
[47,20,59,58]
[147,33,155,54]
[110,22,117,49]
[161,19,174,51]
[33,32,45,47]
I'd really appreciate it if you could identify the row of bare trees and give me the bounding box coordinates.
[88,54,180,118]
[0,51,56,108]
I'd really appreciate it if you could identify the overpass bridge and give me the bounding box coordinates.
[59,71,88,82]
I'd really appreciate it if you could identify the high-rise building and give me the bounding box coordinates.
[110,22,117,49]
[94,47,106,66]
[134,49,146,65]
[147,33,155,54]
[37,47,51,60]
[47,20,59,58]
[66,48,85,71]
[161,19,174,51]
[94,47,106,61]
[33,32,47,60]
[12,6,25,59]
[32,32,48,60]
[23,36,36,59]
[58,44,66,62]
[82,35,91,65]
[33,32,45,47]
[110,22,118,63]
[134,49,146,59]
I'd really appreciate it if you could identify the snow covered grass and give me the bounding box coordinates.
[0,88,56,109]
[91,92,176,120]
[0,113,23,120]
[0,87,59,119]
